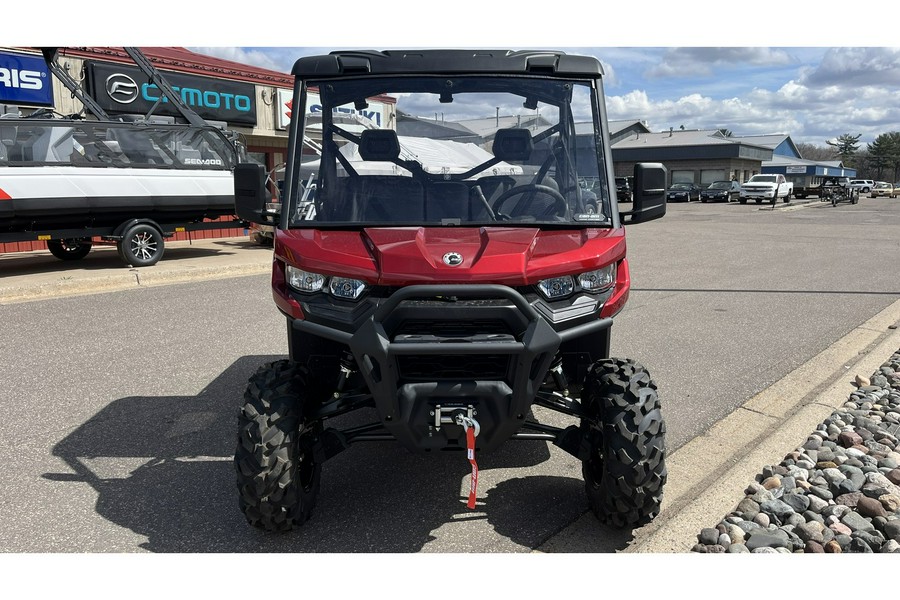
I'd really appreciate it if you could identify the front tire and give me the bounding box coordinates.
[580,358,667,528]
[235,360,322,532]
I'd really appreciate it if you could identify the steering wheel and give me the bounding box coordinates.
[491,184,568,219]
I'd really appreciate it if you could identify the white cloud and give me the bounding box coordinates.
[644,47,794,79]
[800,47,900,87]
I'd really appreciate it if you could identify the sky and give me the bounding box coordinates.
[190,45,900,147]
[23,2,900,149]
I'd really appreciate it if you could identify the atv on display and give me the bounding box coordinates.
[234,49,669,532]
[820,176,859,207]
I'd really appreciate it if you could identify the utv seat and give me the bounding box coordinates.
[358,176,425,222]
[425,181,470,222]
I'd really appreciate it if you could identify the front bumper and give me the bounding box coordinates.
[292,284,612,452]
[741,189,776,199]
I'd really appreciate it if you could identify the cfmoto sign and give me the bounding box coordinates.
[88,61,257,126]
[141,83,252,112]
[106,74,140,104]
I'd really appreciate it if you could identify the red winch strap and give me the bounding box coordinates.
[466,426,478,509]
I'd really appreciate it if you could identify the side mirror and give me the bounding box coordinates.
[623,163,667,224]
[234,163,274,224]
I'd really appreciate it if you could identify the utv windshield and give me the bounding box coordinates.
[288,76,612,227]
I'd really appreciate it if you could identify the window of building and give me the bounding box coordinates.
[671,170,694,184]
[700,170,726,186]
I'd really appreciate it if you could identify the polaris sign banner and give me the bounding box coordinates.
[0,51,53,106]
[86,62,257,126]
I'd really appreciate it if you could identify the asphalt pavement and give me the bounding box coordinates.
[3,207,899,557]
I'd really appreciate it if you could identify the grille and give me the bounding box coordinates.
[393,319,514,380]
[398,354,510,380]
[394,318,512,339]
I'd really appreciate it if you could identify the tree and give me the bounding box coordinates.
[866,132,900,182]
[826,133,862,166]
[795,143,835,162]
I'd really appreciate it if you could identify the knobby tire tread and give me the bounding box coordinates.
[234,359,321,532]
[581,358,667,528]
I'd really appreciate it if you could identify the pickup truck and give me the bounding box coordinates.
[739,174,793,204]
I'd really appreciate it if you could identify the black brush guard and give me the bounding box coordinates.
[294,284,611,455]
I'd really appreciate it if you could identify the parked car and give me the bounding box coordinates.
[615,176,633,202]
[870,182,897,198]
[666,182,701,202]
[849,179,875,193]
[700,180,741,203]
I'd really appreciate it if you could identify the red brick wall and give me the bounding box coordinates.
[0,217,248,255]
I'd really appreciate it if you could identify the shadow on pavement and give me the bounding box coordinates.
[43,355,621,553]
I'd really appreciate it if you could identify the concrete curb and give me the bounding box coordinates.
[0,263,272,304]
[537,298,900,553]
[625,298,900,552]
[0,237,272,304]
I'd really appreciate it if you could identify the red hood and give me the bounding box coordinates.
[276,227,625,286]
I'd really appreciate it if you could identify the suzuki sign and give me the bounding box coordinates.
[0,50,54,106]
[276,89,389,131]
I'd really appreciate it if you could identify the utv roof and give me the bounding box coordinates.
[291,49,604,79]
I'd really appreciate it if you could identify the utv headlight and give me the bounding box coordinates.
[537,275,575,300]
[286,266,326,293]
[329,276,367,300]
[578,264,616,292]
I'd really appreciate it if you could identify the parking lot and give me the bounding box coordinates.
[1,196,899,556]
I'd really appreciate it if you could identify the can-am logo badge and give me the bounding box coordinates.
[106,74,139,104]
[442,252,463,266]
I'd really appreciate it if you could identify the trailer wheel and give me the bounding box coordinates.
[580,358,667,528]
[118,223,164,267]
[47,238,92,261]
[235,360,322,532]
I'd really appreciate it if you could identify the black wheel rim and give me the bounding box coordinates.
[130,232,158,261]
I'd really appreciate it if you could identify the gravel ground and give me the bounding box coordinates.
[692,347,900,553]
